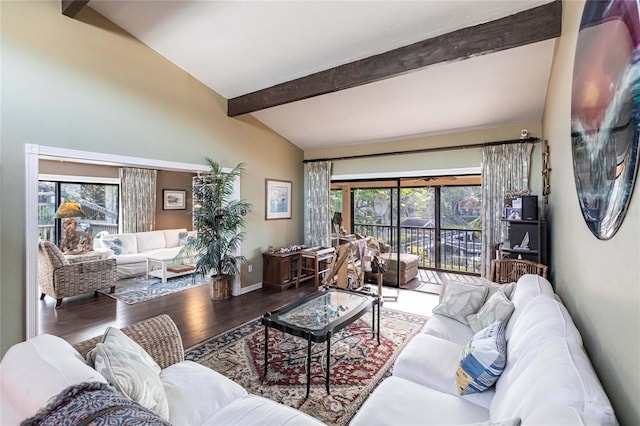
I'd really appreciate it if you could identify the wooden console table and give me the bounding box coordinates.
[262,251,301,291]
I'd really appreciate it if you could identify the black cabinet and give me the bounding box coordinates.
[501,219,548,265]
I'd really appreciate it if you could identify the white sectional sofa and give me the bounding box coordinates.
[0,315,324,425]
[96,228,192,279]
[350,274,618,426]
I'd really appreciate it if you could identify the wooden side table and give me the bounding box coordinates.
[297,246,335,289]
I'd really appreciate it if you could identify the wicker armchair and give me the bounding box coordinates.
[489,258,548,284]
[38,240,117,308]
[73,314,184,369]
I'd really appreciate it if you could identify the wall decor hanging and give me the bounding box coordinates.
[571,0,640,239]
[265,179,292,220]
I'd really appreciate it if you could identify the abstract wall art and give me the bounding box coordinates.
[571,0,640,239]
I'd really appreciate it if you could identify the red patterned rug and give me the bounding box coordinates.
[186,308,427,425]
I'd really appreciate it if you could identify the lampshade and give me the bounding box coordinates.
[53,202,86,219]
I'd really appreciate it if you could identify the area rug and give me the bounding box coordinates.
[98,274,208,304]
[186,308,427,425]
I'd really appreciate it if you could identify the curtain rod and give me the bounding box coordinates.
[302,137,541,163]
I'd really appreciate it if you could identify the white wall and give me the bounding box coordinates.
[542,1,640,424]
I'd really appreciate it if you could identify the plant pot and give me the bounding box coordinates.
[210,275,231,300]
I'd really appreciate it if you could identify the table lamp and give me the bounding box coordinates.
[53,201,92,254]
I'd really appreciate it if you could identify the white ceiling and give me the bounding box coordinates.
[88,0,557,150]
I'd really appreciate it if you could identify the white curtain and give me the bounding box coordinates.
[481,143,533,277]
[304,161,332,247]
[120,168,157,233]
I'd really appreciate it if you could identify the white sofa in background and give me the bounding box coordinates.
[350,274,618,426]
[96,228,192,279]
[0,315,324,425]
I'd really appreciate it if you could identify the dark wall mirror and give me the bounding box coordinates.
[571,0,640,240]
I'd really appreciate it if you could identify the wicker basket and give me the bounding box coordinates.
[210,276,231,300]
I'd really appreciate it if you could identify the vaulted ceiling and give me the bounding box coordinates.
[68,1,561,150]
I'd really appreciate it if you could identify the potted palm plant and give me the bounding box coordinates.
[181,158,252,299]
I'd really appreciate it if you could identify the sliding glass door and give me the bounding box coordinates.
[336,176,481,277]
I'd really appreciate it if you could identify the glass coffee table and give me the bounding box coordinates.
[261,287,380,398]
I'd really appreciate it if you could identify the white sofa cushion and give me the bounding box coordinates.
[422,314,475,345]
[507,274,555,339]
[522,406,603,425]
[163,228,186,248]
[136,231,167,253]
[0,335,108,421]
[112,253,148,265]
[350,376,490,426]
[393,333,494,409]
[160,361,248,425]
[491,337,617,425]
[506,296,583,362]
[203,395,325,425]
[146,247,183,259]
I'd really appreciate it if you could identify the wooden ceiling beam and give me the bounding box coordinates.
[62,0,89,18]
[228,0,561,117]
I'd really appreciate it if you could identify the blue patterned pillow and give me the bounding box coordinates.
[105,238,127,256]
[456,320,507,394]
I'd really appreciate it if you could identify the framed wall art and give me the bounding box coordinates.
[163,189,186,210]
[265,179,291,220]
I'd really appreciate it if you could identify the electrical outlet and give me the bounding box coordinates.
[248,264,253,273]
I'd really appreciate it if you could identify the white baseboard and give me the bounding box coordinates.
[235,282,262,295]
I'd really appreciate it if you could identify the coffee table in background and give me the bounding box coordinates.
[261,287,380,398]
[146,250,195,283]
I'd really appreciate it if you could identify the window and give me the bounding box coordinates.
[38,180,120,244]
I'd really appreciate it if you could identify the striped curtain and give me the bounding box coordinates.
[304,161,332,247]
[480,143,533,278]
[120,168,157,233]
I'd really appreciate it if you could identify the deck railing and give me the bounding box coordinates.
[352,223,481,274]
[38,222,119,243]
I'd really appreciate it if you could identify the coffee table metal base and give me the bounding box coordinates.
[262,289,380,398]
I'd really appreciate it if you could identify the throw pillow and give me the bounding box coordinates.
[467,291,515,333]
[433,281,488,325]
[21,382,172,426]
[102,237,127,256]
[86,327,169,419]
[477,278,516,300]
[179,231,197,246]
[178,231,188,245]
[456,320,507,395]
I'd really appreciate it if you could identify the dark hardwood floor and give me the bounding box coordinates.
[39,283,318,349]
[39,270,462,349]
